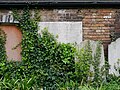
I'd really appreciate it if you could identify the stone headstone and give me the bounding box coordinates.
[109,38,120,76]
[76,40,105,67]
[38,22,82,44]
[76,40,105,79]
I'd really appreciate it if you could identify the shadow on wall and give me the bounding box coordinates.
[111,10,120,41]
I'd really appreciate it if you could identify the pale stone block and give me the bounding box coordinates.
[109,38,120,76]
[38,22,82,44]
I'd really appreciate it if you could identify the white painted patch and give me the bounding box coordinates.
[109,38,120,76]
[57,10,66,14]
[38,22,82,44]
[103,16,111,19]
[2,15,6,22]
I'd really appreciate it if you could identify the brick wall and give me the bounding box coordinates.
[82,9,116,56]
[113,9,120,41]
[0,8,120,56]
[40,9,119,56]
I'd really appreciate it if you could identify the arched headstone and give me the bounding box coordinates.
[109,38,120,76]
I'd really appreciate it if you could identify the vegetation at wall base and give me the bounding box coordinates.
[0,7,119,89]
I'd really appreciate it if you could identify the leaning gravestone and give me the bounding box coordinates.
[76,40,105,79]
[109,38,120,76]
[38,22,82,44]
[76,40,105,68]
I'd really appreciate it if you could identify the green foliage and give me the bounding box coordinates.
[0,7,119,89]
[75,41,106,86]
[0,29,7,78]
[114,59,120,74]
[0,76,41,90]
[37,29,75,88]
[0,29,6,61]
[75,41,93,84]
[13,7,75,89]
[106,74,120,85]
[92,42,105,86]
[78,83,120,90]
[102,82,120,90]
[59,80,80,90]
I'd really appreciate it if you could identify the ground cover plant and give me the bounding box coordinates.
[0,7,119,90]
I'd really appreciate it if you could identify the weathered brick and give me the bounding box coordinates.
[32,9,120,56]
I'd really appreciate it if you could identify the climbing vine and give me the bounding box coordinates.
[13,7,76,89]
[0,29,6,61]
[12,7,43,80]
[0,7,117,89]
[0,29,7,78]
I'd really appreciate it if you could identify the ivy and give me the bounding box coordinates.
[12,7,76,89]
[38,29,75,88]
[0,29,7,61]
[0,29,7,78]
[0,7,118,89]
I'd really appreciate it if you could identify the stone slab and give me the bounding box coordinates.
[108,38,120,76]
[38,22,82,44]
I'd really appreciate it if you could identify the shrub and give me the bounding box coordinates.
[75,41,93,84]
